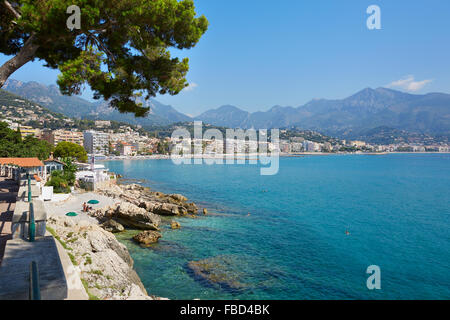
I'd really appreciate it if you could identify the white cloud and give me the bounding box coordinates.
[183,82,198,92]
[387,75,432,92]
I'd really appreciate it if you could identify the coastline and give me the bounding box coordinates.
[97,151,450,162]
[46,179,205,300]
[65,153,450,300]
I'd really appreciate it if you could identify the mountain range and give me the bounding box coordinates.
[3,79,450,138]
[196,88,450,138]
[3,79,191,127]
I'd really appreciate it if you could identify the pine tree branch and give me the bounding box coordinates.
[3,0,21,20]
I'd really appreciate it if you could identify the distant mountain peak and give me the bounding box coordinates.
[347,87,378,98]
[198,86,450,136]
[218,105,246,112]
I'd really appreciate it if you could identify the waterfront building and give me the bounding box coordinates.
[43,159,65,180]
[119,142,137,156]
[83,130,110,155]
[302,140,316,152]
[290,142,303,153]
[413,146,426,152]
[279,140,290,153]
[0,158,45,180]
[76,162,113,190]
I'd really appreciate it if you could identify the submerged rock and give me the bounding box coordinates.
[187,255,247,291]
[185,202,199,215]
[171,220,181,229]
[133,230,162,246]
[170,194,187,202]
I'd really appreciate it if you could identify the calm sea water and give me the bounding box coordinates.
[103,154,450,300]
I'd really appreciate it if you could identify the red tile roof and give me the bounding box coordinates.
[0,158,44,168]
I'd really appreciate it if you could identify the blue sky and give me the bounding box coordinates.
[1,0,450,116]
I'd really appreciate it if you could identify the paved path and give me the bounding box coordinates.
[0,177,18,265]
[44,191,116,224]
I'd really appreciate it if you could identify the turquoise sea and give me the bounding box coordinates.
[103,154,450,300]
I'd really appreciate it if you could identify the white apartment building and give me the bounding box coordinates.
[83,130,110,155]
[302,140,317,152]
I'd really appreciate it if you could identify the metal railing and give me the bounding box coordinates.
[29,261,41,300]
[27,173,31,202]
[29,202,35,242]
[27,174,35,242]
[26,175,40,299]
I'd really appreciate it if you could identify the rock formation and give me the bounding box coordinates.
[133,230,162,246]
[100,219,124,233]
[171,220,181,229]
[47,216,162,300]
[96,183,199,216]
[187,255,247,291]
[92,201,161,230]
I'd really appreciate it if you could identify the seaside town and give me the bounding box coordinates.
[0,152,202,299]
[0,0,449,306]
[1,92,449,157]
[2,115,449,158]
[0,119,205,299]
[2,97,448,300]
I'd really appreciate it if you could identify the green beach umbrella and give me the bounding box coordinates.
[66,212,78,217]
[87,200,100,205]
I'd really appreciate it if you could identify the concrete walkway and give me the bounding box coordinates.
[44,191,116,223]
[0,177,88,299]
[0,177,18,266]
[0,236,68,300]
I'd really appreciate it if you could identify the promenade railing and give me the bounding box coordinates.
[27,174,35,242]
[27,174,40,299]
[29,261,41,300]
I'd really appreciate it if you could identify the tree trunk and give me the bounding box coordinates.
[0,34,39,88]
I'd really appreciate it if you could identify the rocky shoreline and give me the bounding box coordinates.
[93,183,202,244]
[47,181,204,300]
[47,215,155,300]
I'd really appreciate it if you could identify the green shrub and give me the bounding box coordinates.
[45,169,75,193]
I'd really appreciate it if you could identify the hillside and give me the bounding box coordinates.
[0,89,67,128]
[0,89,149,135]
[3,79,450,141]
[3,79,191,128]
